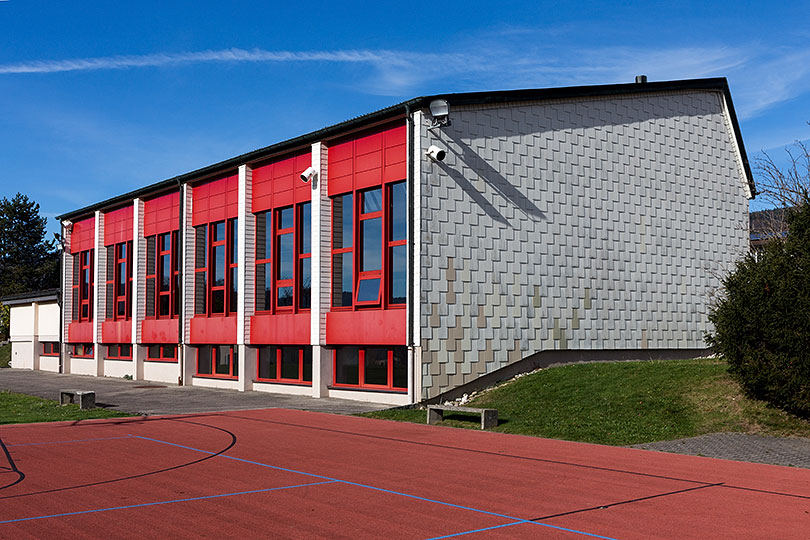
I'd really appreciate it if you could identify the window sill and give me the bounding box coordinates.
[254,379,312,387]
[145,358,178,363]
[328,385,407,394]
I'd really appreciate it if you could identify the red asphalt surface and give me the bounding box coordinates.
[1,409,808,539]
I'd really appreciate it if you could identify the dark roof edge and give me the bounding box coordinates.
[1,288,60,305]
[56,77,754,220]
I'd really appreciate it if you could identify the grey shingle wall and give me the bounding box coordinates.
[418,90,749,399]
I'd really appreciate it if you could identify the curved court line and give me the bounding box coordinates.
[0,422,237,501]
[0,438,25,492]
[132,433,620,540]
[0,480,337,525]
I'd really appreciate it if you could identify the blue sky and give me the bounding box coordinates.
[1,1,808,236]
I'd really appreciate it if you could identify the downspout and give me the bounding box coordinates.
[405,104,416,400]
[177,180,185,385]
[58,221,64,374]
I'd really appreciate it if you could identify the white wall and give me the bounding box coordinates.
[9,305,34,340]
[37,303,60,339]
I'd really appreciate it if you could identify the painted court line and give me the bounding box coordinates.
[0,480,337,524]
[6,436,132,447]
[132,434,619,540]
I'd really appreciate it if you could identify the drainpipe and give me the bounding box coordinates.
[58,221,65,374]
[177,180,185,385]
[405,104,416,401]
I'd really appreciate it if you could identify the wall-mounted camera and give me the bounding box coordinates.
[426,145,446,162]
[300,166,317,183]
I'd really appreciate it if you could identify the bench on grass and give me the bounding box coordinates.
[426,405,498,430]
[60,390,95,409]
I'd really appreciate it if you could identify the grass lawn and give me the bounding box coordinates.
[0,390,134,425]
[362,358,810,445]
[0,343,10,368]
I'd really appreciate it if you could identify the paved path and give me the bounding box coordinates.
[0,368,387,415]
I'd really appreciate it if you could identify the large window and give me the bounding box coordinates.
[333,346,407,390]
[195,219,238,316]
[255,202,311,313]
[106,241,132,321]
[146,231,179,319]
[196,345,238,378]
[72,250,94,322]
[331,181,406,308]
[107,344,132,360]
[256,346,312,384]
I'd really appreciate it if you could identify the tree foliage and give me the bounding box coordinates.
[0,193,59,339]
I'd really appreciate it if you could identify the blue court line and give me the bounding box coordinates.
[0,480,337,524]
[132,434,619,540]
[426,521,530,539]
[6,436,132,447]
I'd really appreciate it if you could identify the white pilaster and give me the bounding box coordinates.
[310,141,331,397]
[93,210,103,376]
[132,198,143,380]
[181,183,194,384]
[237,164,250,391]
[410,110,423,403]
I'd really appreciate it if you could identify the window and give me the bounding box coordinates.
[195,219,238,316]
[196,345,238,378]
[41,342,59,356]
[146,231,179,319]
[147,344,177,362]
[256,346,312,384]
[254,202,311,313]
[72,250,94,322]
[107,344,132,360]
[333,346,407,390]
[106,241,133,321]
[331,181,406,309]
[70,344,94,358]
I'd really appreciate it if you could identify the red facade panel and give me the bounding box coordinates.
[189,315,237,344]
[68,321,93,343]
[101,320,132,344]
[70,217,96,254]
[144,191,180,237]
[141,318,179,343]
[250,313,310,345]
[192,174,239,227]
[325,309,406,345]
[104,205,134,246]
[252,151,312,213]
[327,122,406,196]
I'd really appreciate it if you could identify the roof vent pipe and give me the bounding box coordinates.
[635,75,648,84]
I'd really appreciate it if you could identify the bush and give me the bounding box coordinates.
[707,203,810,417]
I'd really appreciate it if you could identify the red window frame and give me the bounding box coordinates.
[196,345,238,379]
[107,344,132,360]
[76,250,94,321]
[330,180,406,310]
[70,344,94,358]
[146,344,177,363]
[150,231,179,319]
[195,219,238,317]
[255,346,312,385]
[110,241,133,321]
[41,342,60,356]
[254,202,311,314]
[332,346,407,391]
[330,193,353,309]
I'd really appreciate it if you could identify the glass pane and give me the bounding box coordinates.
[333,194,352,249]
[357,278,380,303]
[364,348,388,386]
[198,346,212,374]
[279,206,293,230]
[258,347,277,379]
[281,347,299,380]
[233,348,239,377]
[213,245,225,286]
[300,259,311,309]
[117,262,127,292]
[117,300,126,317]
[300,202,311,254]
[278,233,293,280]
[82,270,90,298]
[332,253,353,307]
[121,344,131,357]
[195,272,207,314]
[362,188,382,214]
[214,221,225,242]
[335,347,359,385]
[262,211,272,259]
[162,345,175,359]
[302,347,312,382]
[160,254,171,291]
[215,346,230,375]
[160,233,170,252]
[390,181,407,241]
[148,345,160,359]
[229,267,238,313]
[108,345,118,358]
[119,243,127,259]
[81,304,89,318]
[231,218,238,264]
[390,245,406,304]
[392,347,408,388]
[159,294,170,316]
[277,286,293,307]
[196,227,208,268]
[361,218,381,271]
[212,289,225,314]
[263,263,272,311]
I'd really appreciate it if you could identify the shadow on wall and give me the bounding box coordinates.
[438,130,547,226]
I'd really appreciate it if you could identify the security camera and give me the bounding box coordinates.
[63,221,73,232]
[300,166,317,183]
[426,145,446,162]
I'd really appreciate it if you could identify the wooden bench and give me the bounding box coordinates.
[426,405,498,429]
[60,390,95,410]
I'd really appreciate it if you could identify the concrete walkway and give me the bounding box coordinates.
[0,368,387,415]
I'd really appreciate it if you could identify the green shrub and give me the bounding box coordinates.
[707,203,810,417]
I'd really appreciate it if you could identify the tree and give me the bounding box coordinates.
[0,193,60,340]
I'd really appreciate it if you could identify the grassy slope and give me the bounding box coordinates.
[0,343,10,368]
[363,358,810,445]
[0,391,133,425]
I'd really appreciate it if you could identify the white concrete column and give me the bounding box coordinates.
[132,198,143,380]
[237,164,252,391]
[409,110,424,403]
[93,210,104,376]
[310,141,330,397]
[61,221,72,374]
[31,302,40,371]
[180,183,194,385]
